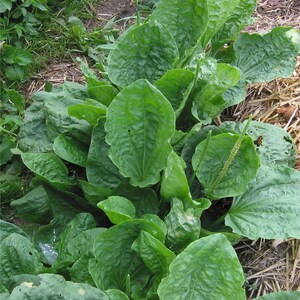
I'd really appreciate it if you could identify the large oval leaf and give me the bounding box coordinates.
[192,133,260,199]
[157,234,245,300]
[226,165,300,239]
[233,27,300,84]
[21,153,75,190]
[107,22,178,87]
[253,291,300,300]
[150,0,207,57]
[105,79,175,188]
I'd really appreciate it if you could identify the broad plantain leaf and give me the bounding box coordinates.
[226,165,300,239]
[105,289,130,300]
[107,22,179,87]
[86,118,123,189]
[0,233,43,285]
[105,79,175,188]
[90,220,165,293]
[131,230,176,276]
[211,0,256,51]
[10,185,51,224]
[221,120,297,167]
[154,69,194,112]
[192,133,260,199]
[8,274,109,300]
[201,0,240,48]
[233,27,300,84]
[157,234,245,300]
[191,63,241,124]
[97,196,136,224]
[21,153,75,190]
[53,133,89,167]
[112,183,159,217]
[0,220,28,243]
[150,0,208,57]
[161,151,191,202]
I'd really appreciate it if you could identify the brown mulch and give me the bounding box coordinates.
[24,1,300,298]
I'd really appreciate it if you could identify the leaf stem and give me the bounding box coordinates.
[136,0,140,26]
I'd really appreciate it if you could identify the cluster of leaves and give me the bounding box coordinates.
[1,0,300,299]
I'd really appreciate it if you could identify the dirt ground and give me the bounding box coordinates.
[26,1,300,297]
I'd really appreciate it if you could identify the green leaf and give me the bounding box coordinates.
[221,120,297,167]
[90,220,165,292]
[3,45,33,66]
[8,274,109,300]
[54,213,96,266]
[18,100,53,152]
[97,196,136,224]
[21,153,75,190]
[132,230,176,276]
[233,27,300,84]
[226,165,300,239]
[154,69,194,112]
[68,103,106,126]
[157,234,246,300]
[211,0,256,51]
[53,133,88,167]
[112,183,159,218]
[192,63,241,124]
[0,233,43,285]
[105,289,130,300]
[79,180,112,207]
[164,198,201,252]
[10,185,51,224]
[105,79,175,188]
[161,151,191,202]
[201,0,240,48]
[107,22,179,87]
[0,0,14,13]
[6,89,25,113]
[0,220,28,243]
[253,291,300,300]
[86,77,118,107]
[192,132,260,199]
[70,254,95,286]
[0,136,14,165]
[86,118,123,189]
[150,0,208,57]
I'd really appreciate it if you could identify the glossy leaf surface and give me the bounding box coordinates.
[105,79,175,187]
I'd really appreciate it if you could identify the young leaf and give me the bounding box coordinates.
[8,274,109,300]
[158,234,245,300]
[10,185,51,224]
[21,153,75,190]
[164,198,201,252]
[201,0,240,48]
[97,196,136,224]
[0,233,43,285]
[150,0,208,57]
[221,120,297,167]
[160,151,192,202]
[105,79,175,188]
[226,165,300,239]
[191,63,241,124]
[53,133,88,167]
[107,22,179,87]
[154,69,195,112]
[90,220,165,292]
[233,27,300,84]
[192,133,260,199]
[132,230,176,276]
[86,118,123,189]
